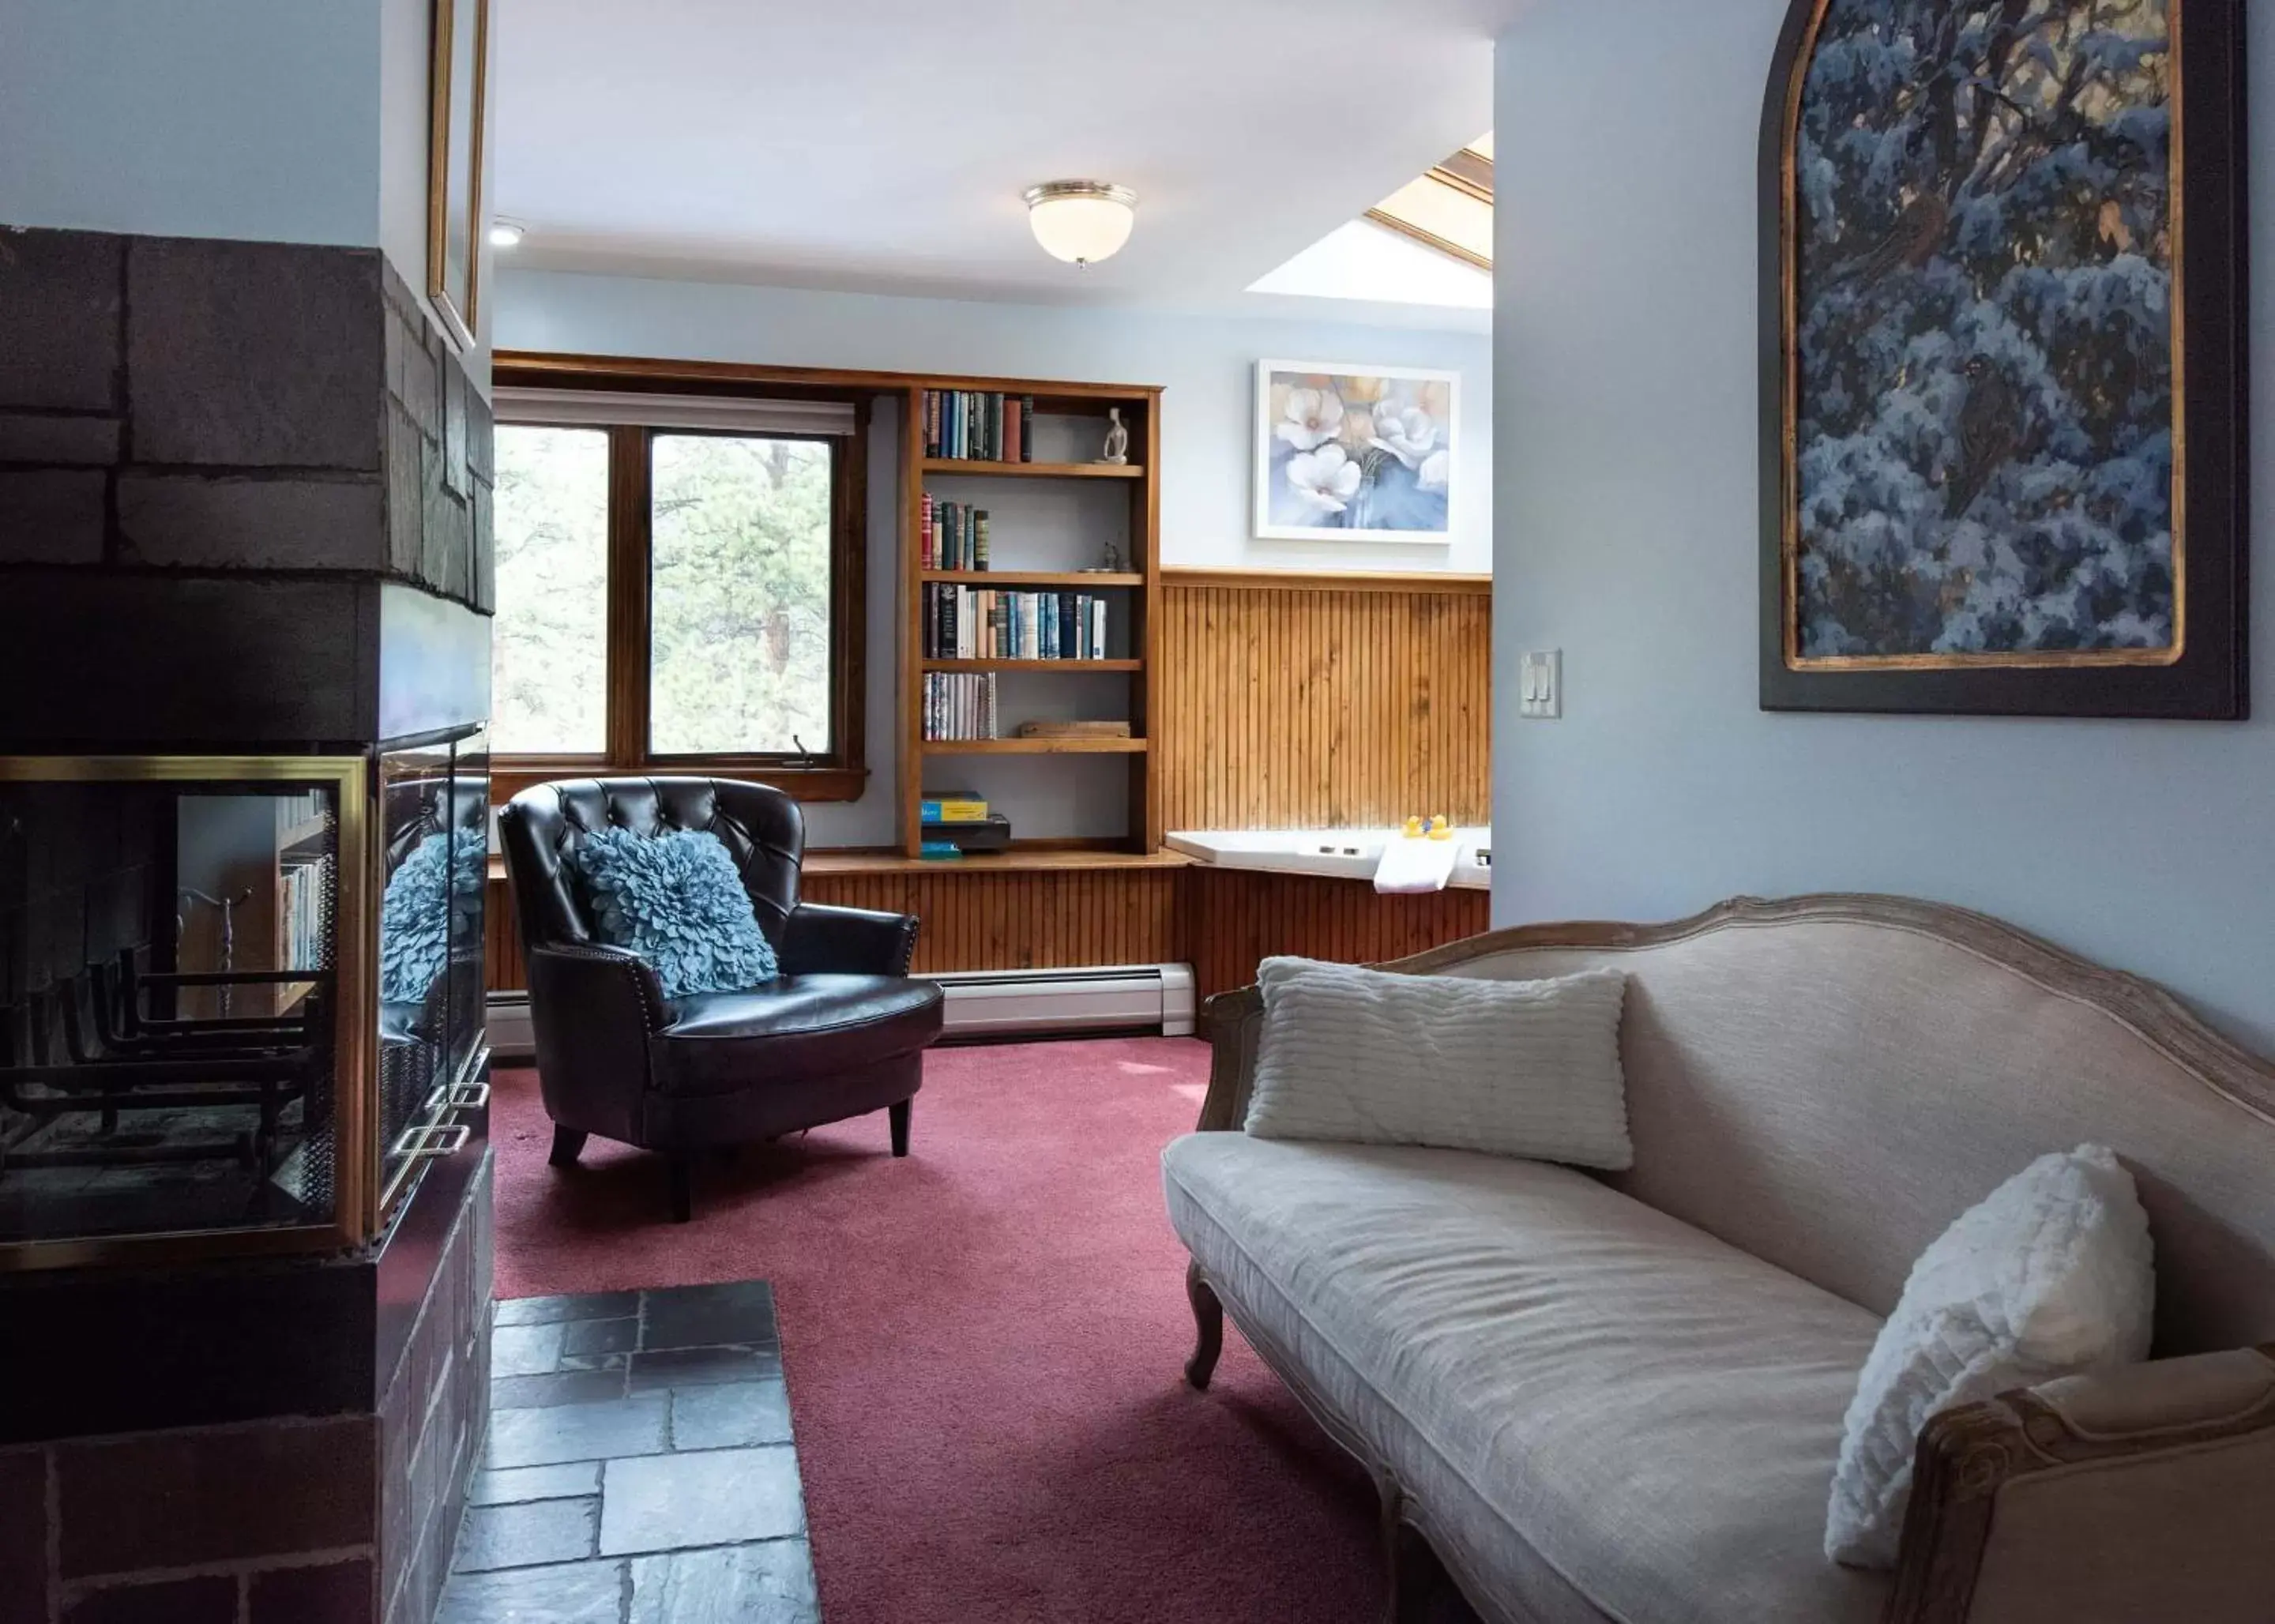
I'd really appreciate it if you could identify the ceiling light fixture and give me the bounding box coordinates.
[488,219,526,250]
[1023,181,1137,268]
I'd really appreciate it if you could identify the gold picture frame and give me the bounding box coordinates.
[1757,0,2248,719]
[427,0,491,353]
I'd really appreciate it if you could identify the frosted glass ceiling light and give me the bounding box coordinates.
[1024,181,1137,267]
[488,219,526,250]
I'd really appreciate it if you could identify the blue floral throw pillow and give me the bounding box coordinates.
[380,831,483,1006]
[568,827,779,998]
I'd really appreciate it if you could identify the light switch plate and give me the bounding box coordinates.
[1519,649,1562,719]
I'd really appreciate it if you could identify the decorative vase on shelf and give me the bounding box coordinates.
[1099,408,1129,465]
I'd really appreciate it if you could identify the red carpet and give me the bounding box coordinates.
[490,1038,1379,1623]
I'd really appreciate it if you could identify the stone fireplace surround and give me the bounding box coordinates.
[0,224,498,1624]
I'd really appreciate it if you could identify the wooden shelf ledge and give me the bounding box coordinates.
[922,458,1142,479]
[922,659,1140,674]
[920,737,1147,755]
[921,570,1143,588]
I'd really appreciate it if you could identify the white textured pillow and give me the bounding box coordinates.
[1826,1144,2154,1569]
[1242,957,1631,1168]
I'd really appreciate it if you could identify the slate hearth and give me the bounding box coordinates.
[438,1281,819,1623]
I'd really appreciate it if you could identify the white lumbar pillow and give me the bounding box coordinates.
[1825,1144,2154,1569]
[1242,956,1632,1170]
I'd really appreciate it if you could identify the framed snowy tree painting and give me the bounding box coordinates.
[1760,0,2247,716]
[1254,362,1457,543]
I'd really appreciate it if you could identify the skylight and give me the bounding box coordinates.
[1247,134,1492,309]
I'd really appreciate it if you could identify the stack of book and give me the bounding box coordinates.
[922,671,997,740]
[920,497,988,570]
[923,390,1035,463]
[919,790,1010,858]
[923,584,1109,660]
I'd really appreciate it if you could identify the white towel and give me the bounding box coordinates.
[1373,836,1457,894]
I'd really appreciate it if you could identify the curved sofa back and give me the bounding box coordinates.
[1377,896,2275,1354]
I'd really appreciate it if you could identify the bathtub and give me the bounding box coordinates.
[1164,826,1491,890]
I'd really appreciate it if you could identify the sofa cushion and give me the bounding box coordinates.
[1243,957,1633,1169]
[654,974,943,1095]
[1162,1132,1890,1624]
[1826,1143,2155,1568]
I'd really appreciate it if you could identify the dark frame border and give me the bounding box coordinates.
[1758,0,2251,719]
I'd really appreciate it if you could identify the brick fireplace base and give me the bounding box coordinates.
[0,1156,494,1624]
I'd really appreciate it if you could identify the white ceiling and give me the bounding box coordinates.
[493,0,1518,311]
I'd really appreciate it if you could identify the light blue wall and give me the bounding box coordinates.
[1491,0,2275,1048]
[497,270,1494,573]
[0,0,384,246]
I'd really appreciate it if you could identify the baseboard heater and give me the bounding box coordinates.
[928,964,1196,1039]
[487,962,1196,1058]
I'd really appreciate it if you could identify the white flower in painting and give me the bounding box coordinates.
[1416,449,1449,492]
[1284,443,1363,514]
[1369,400,1440,468]
[1275,388,1345,452]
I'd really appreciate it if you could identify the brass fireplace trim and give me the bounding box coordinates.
[0,754,378,1272]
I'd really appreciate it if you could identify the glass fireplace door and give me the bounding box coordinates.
[375,732,487,1216]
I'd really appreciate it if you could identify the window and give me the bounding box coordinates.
[488,372,867,799]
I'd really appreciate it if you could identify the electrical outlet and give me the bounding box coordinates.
[1519,649,1562,719]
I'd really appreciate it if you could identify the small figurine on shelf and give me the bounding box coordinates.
[1096,539,1124,574]
[1099,408,1130,465]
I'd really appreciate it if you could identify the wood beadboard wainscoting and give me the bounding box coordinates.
[1159,569,1491,830]
[487,569,1491,1003]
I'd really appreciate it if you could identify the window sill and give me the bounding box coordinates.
[490,763,870,803]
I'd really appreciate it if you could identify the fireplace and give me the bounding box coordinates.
[0,742,491,1265]
[0,224,498,1624]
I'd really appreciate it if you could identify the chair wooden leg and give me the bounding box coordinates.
[547,1126,587,1168]
[667,1155,694,1224]
[1184,1259,1224,1389]
[889,1098,912,1158]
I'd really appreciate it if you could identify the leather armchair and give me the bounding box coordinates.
[498,776,942,1220]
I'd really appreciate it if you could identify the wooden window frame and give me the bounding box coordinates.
[489,374,869,803]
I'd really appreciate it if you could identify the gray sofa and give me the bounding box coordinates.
[1162,896,2275,1624]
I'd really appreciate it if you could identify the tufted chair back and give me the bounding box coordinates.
[498,777,806,954]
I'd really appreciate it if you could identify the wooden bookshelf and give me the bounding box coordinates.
[901,377,1163,857]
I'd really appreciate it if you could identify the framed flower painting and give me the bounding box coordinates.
[1254,361,1457,543]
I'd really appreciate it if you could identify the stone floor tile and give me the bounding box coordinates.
[492,1369,630,1411]
[483,1394,670,1471]
[468,1461,602,1507]
[625,1346,781,1394]
[670,1382,794,1451]
[491,1321,569,1378]
[558,1317,641,1359]
[597,1447,806,1556]
[494,1292,641,1327]
[453,1497,600,1573]
[626,1540,819,1624]
[637,1282,777,1351]
[434,1559,626,1624]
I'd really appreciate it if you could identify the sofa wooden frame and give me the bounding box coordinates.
[1179,893,2275,1624]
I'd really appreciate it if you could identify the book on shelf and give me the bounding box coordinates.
[922,671,998,740]
[1015,720,1132,738]
[922,585,1111,660]
[919,791,988,822]
[920,500,989,571]
[923,389,1036,462]
[920,812,1011,854]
